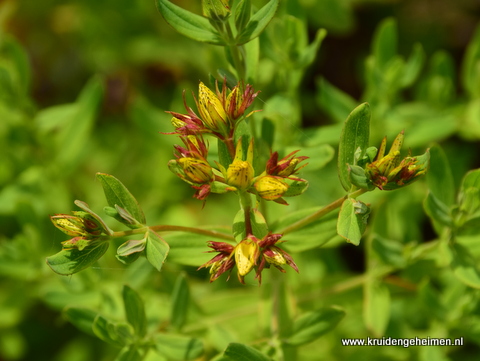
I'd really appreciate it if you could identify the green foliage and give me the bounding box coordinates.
[2,0,480,360]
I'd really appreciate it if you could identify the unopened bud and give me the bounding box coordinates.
[226,160,254,190]
[254,176,289,200]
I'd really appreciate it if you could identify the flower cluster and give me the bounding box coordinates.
[199,233,298,284]
[364,131,430,190]
[51,211,109,250]
[166,80,309,204]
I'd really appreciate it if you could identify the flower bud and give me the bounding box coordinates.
[178,157,213,184]
[51,214,88,236]
[254,176,289,200]
[197,82,228,134]
[226,160,254,190]
[263,246,287,266]
[202,0,230,21]
[235,239,259,278]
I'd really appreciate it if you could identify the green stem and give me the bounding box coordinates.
[111,225,234,241]
[278,188,368,235]
[239,191,253,236]
[224,22,246,81]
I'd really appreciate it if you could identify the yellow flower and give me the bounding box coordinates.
[234,238,259,282]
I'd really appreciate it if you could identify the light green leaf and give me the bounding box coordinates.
[234,0,251,34]
[233,209,246,242]
[400,43,425,87]
[316,77,357,124]
[155,0,224,45]
[93,315,133,347]
[364,280,390,337]
[336,198,369,246]
[155,334,204,360]
[74,200,114,235]
[427,144,455,207]
[63,307,98,336]
[423,192,452,228]
[96,173,146,226]
[46,241,109,276]
[452,243,480,289]
[170,273,190,331]
[337,103,371,191]
[223,343,272,361]
[115,346,143,361]
[372,17,397,70]
[461,23,480,97]
[297,28,327,68]
[284,144,335,170]
[236,0,279,45]
[145,230,169,271]
[117,239,146,258]
[283,178,309,197]
[285,306,345,346]
[123,285,147,338]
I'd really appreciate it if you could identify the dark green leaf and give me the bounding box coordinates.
[234,0,251,33]
[217,138,233,169]
[123,285,147,338]
[46,241,109,276]
[283,178,309,197]
[285,306,345,346]
[371,236,406,268]
[336,198,369,246]
[171,273,190,331]
[63,307,98,336]
[145,230,169,271]
[236,0,279,45]
[96,173,146,226]
[337,103,371,191]
[155,0,224,45]
[155,334,204,360]
[223,343,272,361]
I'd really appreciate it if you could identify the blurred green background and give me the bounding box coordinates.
[1,0,480,360]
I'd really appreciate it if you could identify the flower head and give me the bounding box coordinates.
[199,233,298,284]
[226,138,254,190]
[365,131,430,190]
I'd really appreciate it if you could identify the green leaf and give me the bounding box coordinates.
[284,144,335,170]
[426,144,455,207]
[63,307,98,336]
[364,280,391,337]
[372,17,397,70]
[93,315,133,347]
[223,343,272,361]
[96,173,146,226]
[233,209,246,242]
[400,43,425,87]
[155,334,204,360]
[337,103,371,191]
[236,0,279,45]
[285,306,345,346]
[46,241,109,276]
[123,285,147,338]
[316,77,357,124]
[117,239,146,257]
[336,198,369,246]
[451,243,480,289]
[297,28,327,68]
[115,346,143,361]
[170,273,190,331]
[348,165,374,191]
[234,0,251,34]
[155,0,224,45]
[371,236,406,268]
[461,23,480,97]
[283,178,309,197]
[145,230,169,271]
[217,138,233,169]
[423,192,452,228]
